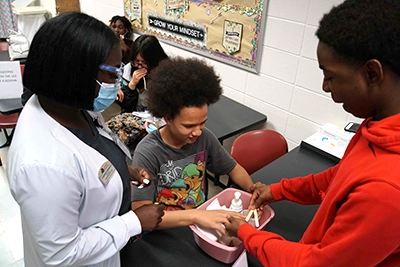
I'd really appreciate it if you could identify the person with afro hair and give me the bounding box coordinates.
[224,0,400,266]
[130,57,254,234]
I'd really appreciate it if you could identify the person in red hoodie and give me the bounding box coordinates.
[224,0,400,266]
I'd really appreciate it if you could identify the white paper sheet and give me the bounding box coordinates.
[12,0,35,8]
[0,61,23,99]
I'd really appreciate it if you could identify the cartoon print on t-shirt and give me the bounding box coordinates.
[157,151,207,210]
[157,188,177,206]
[182,160,205,206]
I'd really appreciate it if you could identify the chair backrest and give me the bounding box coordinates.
[230,129,288,175]
[0,113,19,128]
[20,64,25,76]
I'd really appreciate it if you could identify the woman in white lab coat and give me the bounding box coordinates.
[6,12,164,267]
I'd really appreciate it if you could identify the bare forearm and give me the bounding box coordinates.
[229,164,254,192]
[157,209,197,229]
[132,202,198,229]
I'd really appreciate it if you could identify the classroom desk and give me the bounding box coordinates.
[120,145,337,266]
[0,50,27,63]
[206,95,267,143]
[206,95,267,185]
[0,50,9,61]
[0,98,23,115]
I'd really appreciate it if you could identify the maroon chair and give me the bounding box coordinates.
[228,129,288,187]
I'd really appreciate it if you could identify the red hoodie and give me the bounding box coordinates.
[238,114,400,266]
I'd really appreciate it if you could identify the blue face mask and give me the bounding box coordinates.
[93,80,119,112]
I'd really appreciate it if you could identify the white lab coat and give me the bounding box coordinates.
[7,95,141,267]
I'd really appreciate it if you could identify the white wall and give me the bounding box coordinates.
[39,0,363,150]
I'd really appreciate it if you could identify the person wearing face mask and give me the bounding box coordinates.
[21,16,134,111]
[98,15,135,121]
[6,12,164,267]
[93,64,124,112]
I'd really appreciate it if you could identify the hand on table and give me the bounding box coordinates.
[249,182,275,210]
[128,166,150,188]
[135,203,165,231]
[195,210,245,236]
[224,215,248,237]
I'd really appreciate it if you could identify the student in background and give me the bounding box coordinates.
[101,15,134,120]
[130,57,253,234]
[7,12,164,267]
[224,0,400,266]
[109,15,134,64]
[117,34,168,113]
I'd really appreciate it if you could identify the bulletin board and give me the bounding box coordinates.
[124,0,268,73]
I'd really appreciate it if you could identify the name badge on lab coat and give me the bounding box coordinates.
[98,161,116,186]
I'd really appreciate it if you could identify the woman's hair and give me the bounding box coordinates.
[109,15,133,33]
[23,12,119,110]
[147,57,222,119]
[316,0,400,75]
[130,35,168,71]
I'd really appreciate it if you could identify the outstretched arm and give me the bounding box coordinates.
[227,181,400,267]
[228,163,254,192]
[131,200,245,235]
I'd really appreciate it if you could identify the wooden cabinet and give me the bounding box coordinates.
[55,0,80,14]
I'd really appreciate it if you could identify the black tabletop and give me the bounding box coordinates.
[0,50,27,63]
[0,50,9,61]
[0,98,23,115]
[206,95,267,142]
[121,227,231,267]
[120,226,264,267]
[120,146,337,266]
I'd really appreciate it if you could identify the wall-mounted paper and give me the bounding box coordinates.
[128,0,142,23]
[166,0,185,10]
[126,0,268,73]
[223,20,243,54]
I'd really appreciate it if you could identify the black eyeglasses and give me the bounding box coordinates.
[132,60,148,69]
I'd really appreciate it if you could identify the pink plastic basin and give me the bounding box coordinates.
[189,188,275,264]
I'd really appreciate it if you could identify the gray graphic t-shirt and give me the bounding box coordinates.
[131,127,236,210]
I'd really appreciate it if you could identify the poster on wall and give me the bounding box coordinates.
[124,0,268,73]
[222,20,243,54]
[147,12,207,46]
[166,0,185,10]
[128,0,142,23]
